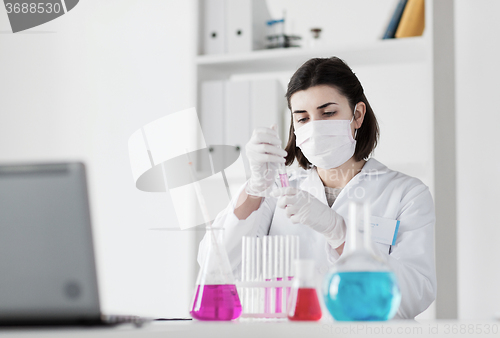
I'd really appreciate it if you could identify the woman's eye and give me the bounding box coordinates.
[297,117,308,123]
[324,111,336,116]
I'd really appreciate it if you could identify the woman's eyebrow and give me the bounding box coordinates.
[292,102,338,114]
[317,102,338,109]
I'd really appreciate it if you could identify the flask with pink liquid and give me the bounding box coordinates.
[190,227,242,321]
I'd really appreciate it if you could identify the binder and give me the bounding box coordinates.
[225,0,271,53]
[250,79,286,144]
[203,0,226,54]
[201,81,225,146]
[382,0,408,39]
[395,0,425,38]
[200,80,225,173]
[225,80,251,174]
[226,0,252,54]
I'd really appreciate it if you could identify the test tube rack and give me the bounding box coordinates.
[236,235,299,319]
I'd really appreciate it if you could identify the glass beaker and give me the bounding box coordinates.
[287,260,322,321]
[323,201,401,321]
[190,227,242,321]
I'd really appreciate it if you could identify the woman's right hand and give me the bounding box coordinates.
[245,127,287,197]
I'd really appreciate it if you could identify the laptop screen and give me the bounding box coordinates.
[0,163,101,322]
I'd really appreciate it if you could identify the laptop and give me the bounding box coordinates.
[0,162,149,326]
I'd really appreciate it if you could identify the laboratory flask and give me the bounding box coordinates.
[323,202,401,321]
[287,260,322,321]
[190,227,242,321]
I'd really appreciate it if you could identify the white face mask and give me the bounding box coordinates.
[294,105,357,169]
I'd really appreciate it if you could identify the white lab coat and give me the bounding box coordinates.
[197,158,436,319]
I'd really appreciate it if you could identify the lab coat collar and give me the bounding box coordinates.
[297,158,388,205]
[360,158,390,176]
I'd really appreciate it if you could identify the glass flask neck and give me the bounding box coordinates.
[195,226,235,286]
[346,201,374,254]
[334,201,390,272]
[292,260,317,288]
[206,227,223,245]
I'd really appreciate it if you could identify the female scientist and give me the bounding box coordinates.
[198,57,436,319]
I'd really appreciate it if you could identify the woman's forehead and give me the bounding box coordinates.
[290,85,347,108]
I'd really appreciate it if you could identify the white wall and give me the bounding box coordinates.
[455,0,500,320]
[0,0,197,317]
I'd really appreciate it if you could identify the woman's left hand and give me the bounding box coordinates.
[271,187,346,249]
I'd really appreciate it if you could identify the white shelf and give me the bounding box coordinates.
[196,37,428,74]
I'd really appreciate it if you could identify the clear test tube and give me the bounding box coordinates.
[273,236,279,313]
[280,236,286,312]
[287,236,299,313]
[291,236,300,276]
[272,124,289,189]
[274,235,285,313]
[278,163,289,188]
[249,237,256,313]
[285,235,292,307]
[241,237,247,281]
[241,236,247,314]
[263,236,274,314]
[288,235,300,279]
[245,237,252,313]
[262,236,268,314]
[255,237,262,314]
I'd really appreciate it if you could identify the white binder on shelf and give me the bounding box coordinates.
[225,80,251,175]
[225,0,251,54]
[201,80,225,146]
[225,0,271,54]
[250,79,286,143]
[203,0,226,55]
[200,80,225,172]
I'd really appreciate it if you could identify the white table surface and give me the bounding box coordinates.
[0,319,499,338]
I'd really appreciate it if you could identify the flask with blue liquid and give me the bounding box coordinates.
[323,201,401,321]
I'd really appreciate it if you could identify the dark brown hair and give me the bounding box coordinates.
[284,57,379,169]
